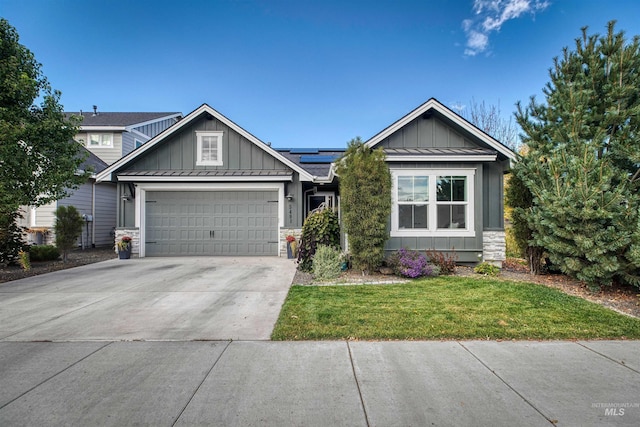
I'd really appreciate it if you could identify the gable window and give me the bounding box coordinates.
[391,169,475,237]
[196,131,223,166]
[88,133,113,147]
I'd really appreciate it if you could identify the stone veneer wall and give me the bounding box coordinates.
[482,230,506,267]
[279,228,302,257]
[115,228,140,255]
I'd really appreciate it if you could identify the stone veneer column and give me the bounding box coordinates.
[115,228,140,255]
[279,228,302,257]
[482,230,506,267]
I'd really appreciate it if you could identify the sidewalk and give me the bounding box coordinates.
[1,340,638,426]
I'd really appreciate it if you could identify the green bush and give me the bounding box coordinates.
[312,245,343,281]
[297,208,340,272]
[0,208,25,266]
[28,245,61,261]
[54,205,83,262]
[474,262,501,276]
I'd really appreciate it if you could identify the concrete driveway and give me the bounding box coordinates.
[0,257,296,341]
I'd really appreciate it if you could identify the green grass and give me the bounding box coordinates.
[271,276,640,340]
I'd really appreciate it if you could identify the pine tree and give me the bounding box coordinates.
[335,138,391,273]
[514,21,640,287]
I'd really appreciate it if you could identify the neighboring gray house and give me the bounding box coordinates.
[20,110,182,247]
[96,99,515,265]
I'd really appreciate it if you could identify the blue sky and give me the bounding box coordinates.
[3,0,640,148]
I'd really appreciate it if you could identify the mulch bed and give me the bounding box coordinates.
[0,247,117,284]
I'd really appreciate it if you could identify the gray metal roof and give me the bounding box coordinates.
[64,112,181,127]
[117,170,293,177]
[384,147,497,156]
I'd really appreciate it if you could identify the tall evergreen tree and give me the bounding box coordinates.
[335,138,391,273]
[514,21,640,287]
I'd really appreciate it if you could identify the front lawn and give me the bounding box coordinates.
[271,276,640,340]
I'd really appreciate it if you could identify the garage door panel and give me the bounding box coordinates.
[145,191,278,256]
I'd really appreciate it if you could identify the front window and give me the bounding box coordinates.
[88,133,113,147]
[391,169,474,237]
[196,131,223,166]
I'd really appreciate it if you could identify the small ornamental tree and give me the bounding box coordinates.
[514,21,640,288]
[54,205,83,262]
[335,138,391,273]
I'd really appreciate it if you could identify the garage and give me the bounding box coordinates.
[145,190,279,256]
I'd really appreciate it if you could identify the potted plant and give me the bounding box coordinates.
[286,235,297,259]
[116,236,132,259]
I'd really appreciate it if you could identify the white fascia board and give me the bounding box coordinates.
[124,113,182,131]
[80,126,126,132]
[96,104,313,183]
[129,129,151,141]
[116,175,293,182]
[385,154,497,162]
[365,98,516,161]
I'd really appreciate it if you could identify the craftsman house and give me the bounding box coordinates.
[96,98,514,265]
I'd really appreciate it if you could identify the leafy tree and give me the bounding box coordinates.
[335,138,391,273]
[54,205,83,262]
[514,21,640,288]
[0,18,88,211]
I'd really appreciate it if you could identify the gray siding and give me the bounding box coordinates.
[118,183,136,228]
[59,182,94,247]
[77,132,124,165]
[94,183,117,246]
[133,117,177,138]
[379,116,476,149]
[384,162,484,259]
[125,116,290,172]
[483,160,508,230]
[122,132,135,157]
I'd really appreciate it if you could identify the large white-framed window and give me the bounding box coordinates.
[88,133,113,147]
[196,131,223,166]
[391,169,475,237]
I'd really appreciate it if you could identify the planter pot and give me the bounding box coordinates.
[286,242,294,259]
[118,247,131,259]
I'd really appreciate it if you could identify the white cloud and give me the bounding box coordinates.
[462,0,550,56]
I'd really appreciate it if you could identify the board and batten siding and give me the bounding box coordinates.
[384,162,484,262]
[125,116,291,172]
[94,183,117,246]
[133,117,177,139]
[378,115,477,149]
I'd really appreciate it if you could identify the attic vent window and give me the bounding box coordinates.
[196,131,223,166]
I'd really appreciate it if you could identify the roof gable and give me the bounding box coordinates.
[96,104,314,182]
[365,98,516,161]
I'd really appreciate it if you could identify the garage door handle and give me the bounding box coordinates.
[210,230,214,238]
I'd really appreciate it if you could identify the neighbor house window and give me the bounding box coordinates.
[391,169,475,237]
[88,133,113,147]
[196,131,223,166]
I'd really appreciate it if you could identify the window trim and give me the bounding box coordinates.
[390,169,475,237]
[196,130,223,166]
[88,133,113,147]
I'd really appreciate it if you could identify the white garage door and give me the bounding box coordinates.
[145,191,278,256]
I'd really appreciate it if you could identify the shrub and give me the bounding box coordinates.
[18,250,30,271]
[388,248,434,278]
[54,205,84,262]
[426,249,458,275]
[312,245,343,281]
[297,208,340,272]
[29,245,61,261]
[0,208,25,266]
[474,262,501,276]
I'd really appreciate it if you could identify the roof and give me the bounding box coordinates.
[96,104,315,183]
[78,146,108,173]
[65,112,182,127]
[365,98,516,161]
[384,147,498,162]
[278,149,345,180]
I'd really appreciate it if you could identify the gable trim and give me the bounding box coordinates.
[364,98,516,161]
[96,104,313,183]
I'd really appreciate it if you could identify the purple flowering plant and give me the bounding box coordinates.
[388,248,433,278]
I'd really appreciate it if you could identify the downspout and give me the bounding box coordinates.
[91,180,96,247]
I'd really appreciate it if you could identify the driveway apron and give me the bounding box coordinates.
[0,257,296,341]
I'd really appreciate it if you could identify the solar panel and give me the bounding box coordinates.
[300,155,339,163]
[290,148,319,154]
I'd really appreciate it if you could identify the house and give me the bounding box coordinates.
[19,109,182,247]
[96,98,515,265]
